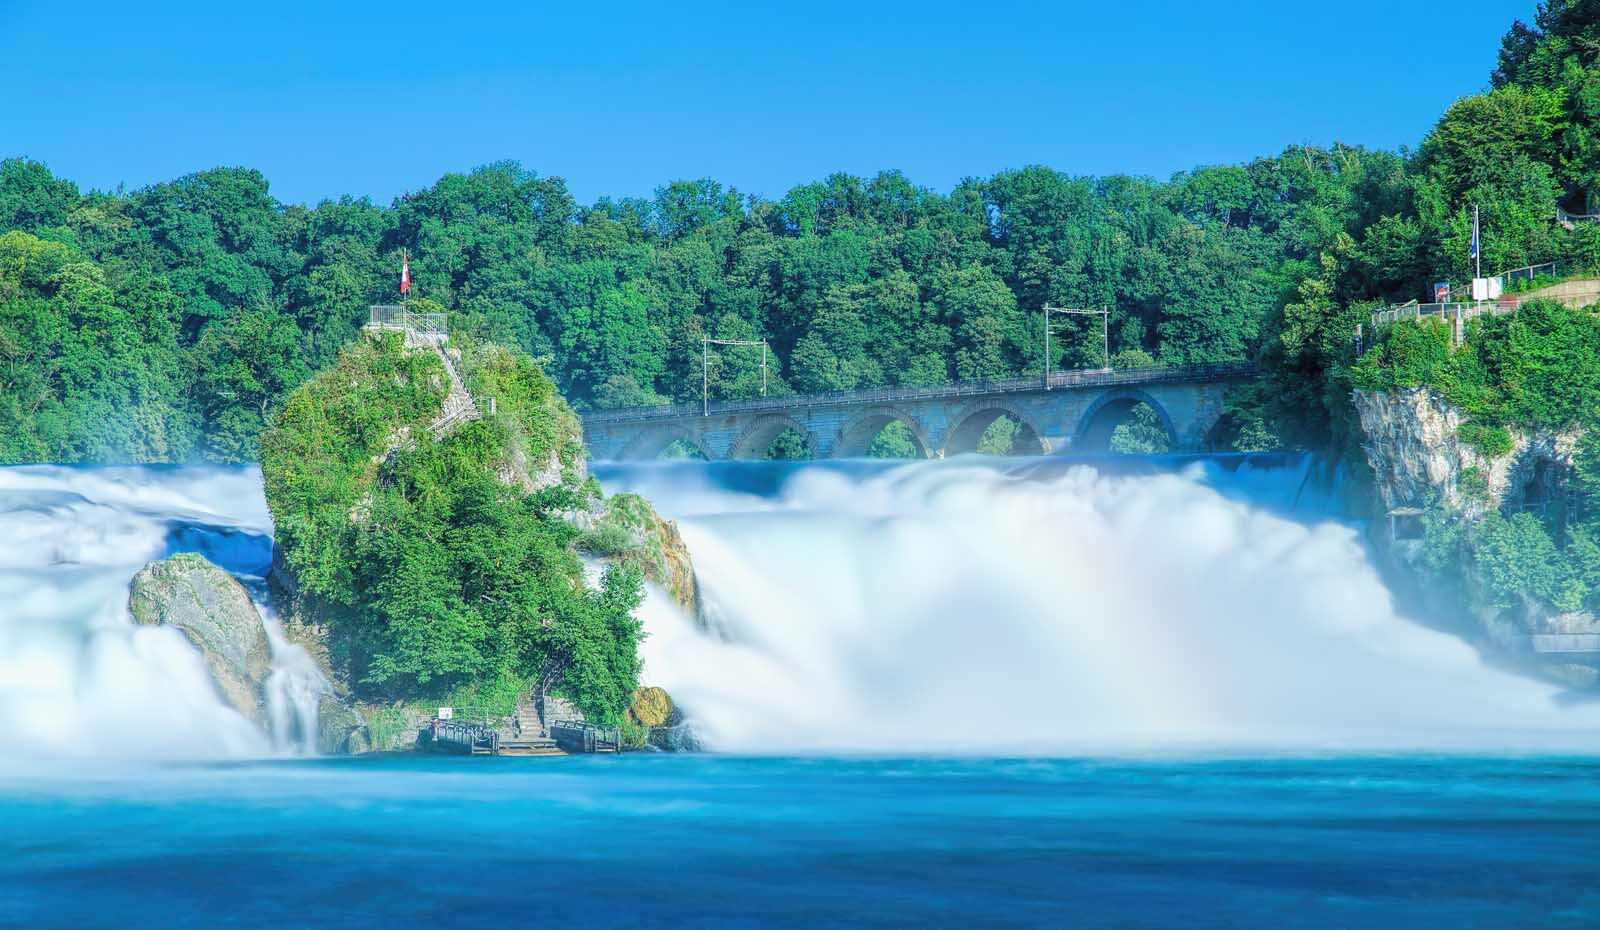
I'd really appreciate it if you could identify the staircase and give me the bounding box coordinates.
[498,692,557,755]
[428,344,480,439]
[513,692,545,739]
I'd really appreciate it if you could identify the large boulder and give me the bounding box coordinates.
[628,686,674,728]
[129,553,273,726]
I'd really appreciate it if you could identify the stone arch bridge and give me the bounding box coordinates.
[581,363,1254,460]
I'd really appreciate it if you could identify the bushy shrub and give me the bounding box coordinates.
[1458,422,1513,457]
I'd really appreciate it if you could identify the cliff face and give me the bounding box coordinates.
[1355,388,1580,519]
[571,491,701,619]
[1353,387,1599,688]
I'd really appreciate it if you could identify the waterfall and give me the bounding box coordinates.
[0,465,317,763]
[601,456,1600,754]
[260,606,330,755]
[7,454,1600,763]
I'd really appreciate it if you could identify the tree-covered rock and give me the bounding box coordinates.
[261,329,654,725]
[1353,292,1600,688]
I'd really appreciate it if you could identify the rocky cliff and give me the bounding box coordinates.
[1354,387,1600,689]
[572,491,701,619]
[1355,388,1581,519]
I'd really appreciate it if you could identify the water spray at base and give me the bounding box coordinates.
[0,466,314,763]
[608,458,1600,753]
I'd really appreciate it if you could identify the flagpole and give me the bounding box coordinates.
[1473,205,1480,281]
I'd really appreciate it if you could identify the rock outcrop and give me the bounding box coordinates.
[130,553,274,726]
[572,492,702,618]
[261,329,698,750]
[628,686,674,728]
[131,551,369,749]
[1355,387,1580,519]
[1354,387,1599,688]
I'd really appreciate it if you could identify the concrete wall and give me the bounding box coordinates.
[583,378,1233,461]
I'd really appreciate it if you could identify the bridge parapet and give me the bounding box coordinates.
[581,362,1255,461]
[583,362,1253,426]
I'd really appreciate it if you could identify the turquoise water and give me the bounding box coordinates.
[4,754,1598,929]
[7,460,1600,927]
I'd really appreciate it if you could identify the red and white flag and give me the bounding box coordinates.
[400,251,410,295]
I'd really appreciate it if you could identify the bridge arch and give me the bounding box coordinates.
[729,414,814,460]
[1073,388,1177,453]
[618,426,709,461]
[832,407,933,459]
[942,403,1047,456]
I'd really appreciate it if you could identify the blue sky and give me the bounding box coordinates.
[2,0,1522,206]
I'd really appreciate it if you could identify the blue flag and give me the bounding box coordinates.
[1470,220,1479,258]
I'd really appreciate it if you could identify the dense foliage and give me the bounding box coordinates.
[2,2,1596,465]
[261,335,644,721]
[1357,297,1600,613]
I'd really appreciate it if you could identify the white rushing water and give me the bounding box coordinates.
[605,457,1600,753]
[4,457,1599,762]
[0,465,323,763]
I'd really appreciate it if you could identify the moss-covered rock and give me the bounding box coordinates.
[574,492,701,617]
[461,341,587,493]
[130,553,273,726]
[628,686,674,728]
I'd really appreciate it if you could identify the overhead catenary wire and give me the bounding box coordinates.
[703,337,770,416]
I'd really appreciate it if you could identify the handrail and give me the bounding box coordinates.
[580,362,1256,424]
[1369,283,1600,332]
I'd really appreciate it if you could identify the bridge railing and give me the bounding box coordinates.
[581,361,1255,425]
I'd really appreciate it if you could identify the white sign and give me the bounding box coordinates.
[437,707,453,720]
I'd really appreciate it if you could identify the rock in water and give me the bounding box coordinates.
[316,696,369,754]
[129,553,273,726]
[629,686,674,728]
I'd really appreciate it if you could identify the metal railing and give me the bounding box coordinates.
[1369,282,1600,335]
[1369,300,1484,328]
[580,361,1257,425]
[368,304,447,337]
[1499,260,1563,288]
[1557,206,1600,225]
[549,720,621,753]
[427,719,500,754]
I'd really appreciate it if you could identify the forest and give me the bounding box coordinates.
[1,1,1596,465]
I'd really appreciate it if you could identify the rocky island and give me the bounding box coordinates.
[130,312,699,753]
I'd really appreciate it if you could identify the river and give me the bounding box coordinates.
[1,457,1598,927]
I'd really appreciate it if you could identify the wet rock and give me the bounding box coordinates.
[317,696,369,754]
[648,721,703,752]
[129,552,272,726]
